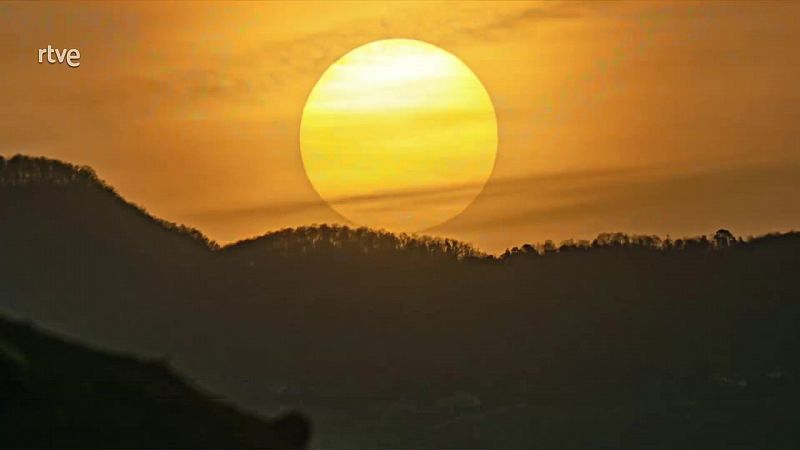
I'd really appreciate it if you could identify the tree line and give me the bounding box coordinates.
[3,154,796,260]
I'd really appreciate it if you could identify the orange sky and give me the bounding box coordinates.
[2,1,799,253]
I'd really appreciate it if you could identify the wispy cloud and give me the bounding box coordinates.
[186,159,800,240]
[183,164,647,222]
[136,2,582,104]
[439,160,800,234]
[456,5,580,41]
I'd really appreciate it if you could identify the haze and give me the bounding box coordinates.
[1,1,799,252]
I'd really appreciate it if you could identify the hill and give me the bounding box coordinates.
[2,154,800,448]
[0,314,310,448]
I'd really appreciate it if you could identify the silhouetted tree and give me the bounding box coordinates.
[714,228,736,248]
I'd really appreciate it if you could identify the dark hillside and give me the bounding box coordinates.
[0,315,310,449]
[0,155,216,351]
[2,155,800,448]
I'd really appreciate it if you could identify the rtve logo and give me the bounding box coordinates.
[38,45,81,68]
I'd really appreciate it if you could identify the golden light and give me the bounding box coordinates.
[300,39,497,232]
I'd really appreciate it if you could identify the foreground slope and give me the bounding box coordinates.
[0,314,310,449]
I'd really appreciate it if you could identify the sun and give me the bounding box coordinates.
[300,39,497,232]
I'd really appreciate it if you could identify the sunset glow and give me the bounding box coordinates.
[300,39,497,231]
[2,2,800,252]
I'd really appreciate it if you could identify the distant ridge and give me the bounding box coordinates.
[1,154,216,249]
[3,154,797,258]
[0,154,485,259]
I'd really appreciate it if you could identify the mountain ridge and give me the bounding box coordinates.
[3,154,797,258]
[2,153,800,448]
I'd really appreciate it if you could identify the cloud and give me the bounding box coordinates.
[456,5,580,41]
[159,3,581,101]
[439,160,800,234]
[183,164,646,222]
[0,2,581,123]
[186,158,800,244]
